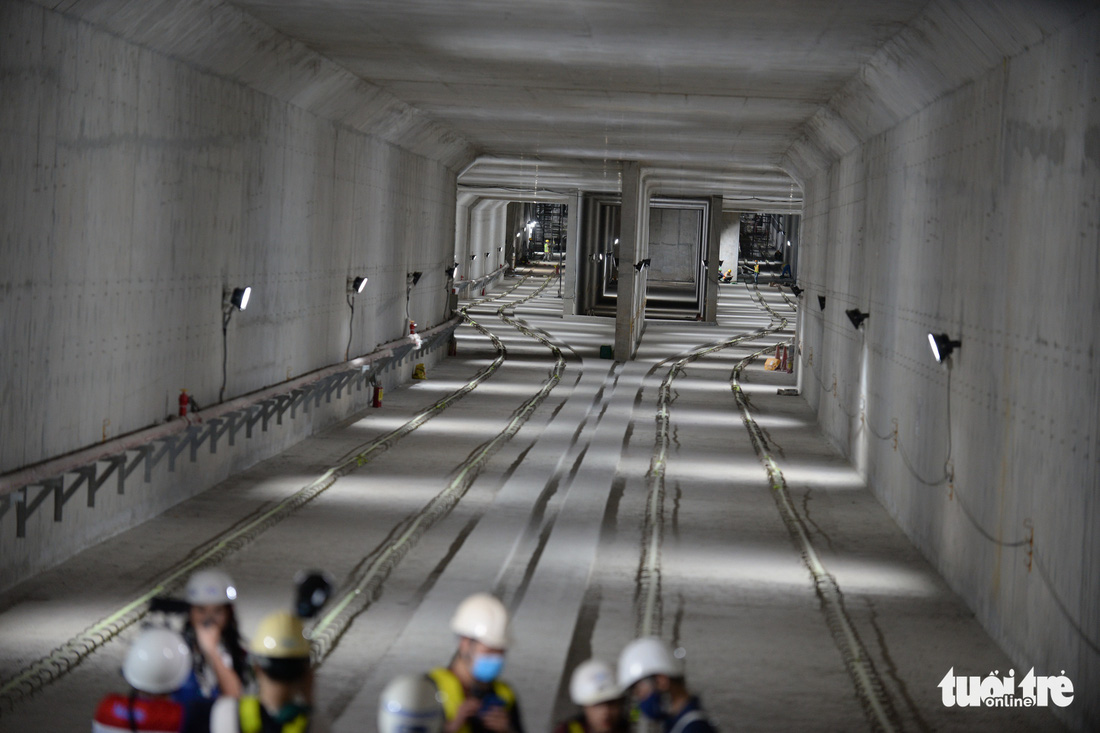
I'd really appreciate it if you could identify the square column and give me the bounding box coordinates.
[614,162,648,361]
[561,191,582,315]
[703,195,722,322]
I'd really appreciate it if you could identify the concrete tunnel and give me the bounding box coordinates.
[0,0,1097,730]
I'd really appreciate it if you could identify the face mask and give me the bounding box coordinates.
[471,653,505,683]
[637,690,667,721]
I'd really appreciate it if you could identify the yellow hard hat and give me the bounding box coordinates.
[249,611,311,659]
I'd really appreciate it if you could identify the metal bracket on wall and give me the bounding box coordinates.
[3,323,458,541]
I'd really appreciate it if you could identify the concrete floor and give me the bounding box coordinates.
[0,272,1065,732]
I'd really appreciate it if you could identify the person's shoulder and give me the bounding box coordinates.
[682,718,719,733]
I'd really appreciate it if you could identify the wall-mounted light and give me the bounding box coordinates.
[818,295,826,311]
[345,276,368,360]
[485,252,490,259]
[347,276,368,294]
[718,259,724,268]
[791,285,804,297]
[928,333,961,363]
[220,285,252,403]
[227,286,251,311]
[846,308,869,329]
[407,271,423,286]
[498,246,503,252]
[445,263,458,279]
[614,238,620,245]
[470,254,477,261]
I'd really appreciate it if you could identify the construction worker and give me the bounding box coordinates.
[552,659,629,733]
[428,592,525,733]
[184,611,313,733]
[175,568,249,705]
[618,637,717,733]
[378,674,446,733]
[753,260,760,284]
[93,627,191,732]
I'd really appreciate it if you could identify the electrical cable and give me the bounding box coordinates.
[345,294,355,362]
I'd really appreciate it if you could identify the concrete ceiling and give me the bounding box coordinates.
[217,0,1086,205]
[221,0,936,204]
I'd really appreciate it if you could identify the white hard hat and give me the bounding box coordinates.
[617,637,683,690]
[450,593,510,649]
[185,568,237,605]
[569,659,622,706]
[122,627,192,694]
[378,674,445,733]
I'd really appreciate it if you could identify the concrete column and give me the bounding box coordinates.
[719,211,741,280]
[561,191,582,315]
[614,162,647,361]
[703,196,722,322]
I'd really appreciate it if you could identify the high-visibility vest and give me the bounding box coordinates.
[211,695,309,733]
[427,667,516,733]
[567,721,585,733]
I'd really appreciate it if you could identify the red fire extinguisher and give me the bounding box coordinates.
[179,389,189,417]
[409,321,417,335]
[372,382,383,408]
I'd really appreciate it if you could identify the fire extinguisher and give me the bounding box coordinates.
[372,382,383,408]
[409,321,417,335]
[179,389,189,417]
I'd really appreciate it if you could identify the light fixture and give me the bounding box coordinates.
[228,286,251,311]
[347,276,368,294]
[220,285,252,403]
[407,271,422,286]
[817,295,826,310]
[485,252,490,258]
[345,277,367,360]
[470,254,477,261]
[498,246,503,252]
[791,285,803,297]
[718,259,724,268]
[445,263,458,279]
[928,333,961,363]
[846,308,869,329]
[614,238,620,245]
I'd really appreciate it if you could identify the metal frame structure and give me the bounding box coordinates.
[0,319,464,541]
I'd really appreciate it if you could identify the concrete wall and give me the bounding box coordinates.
[647,207,701,283]
[796,14,1098,730]
[454,195,513,283]
[0,1,461,582]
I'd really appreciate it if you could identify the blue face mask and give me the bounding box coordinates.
[471,653,505,683]
[637,690,667,720]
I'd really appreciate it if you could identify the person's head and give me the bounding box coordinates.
[617,637,686,721]
[249,611,311,686]
[450,593,510,684]
[569,659,624,733]
[185,568,238,633]
[378,674,445,733]
[123,627,192,697]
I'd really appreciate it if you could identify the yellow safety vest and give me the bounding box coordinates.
[428,667,516,733]
[237,696,309,733]
[568,721,585,733]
